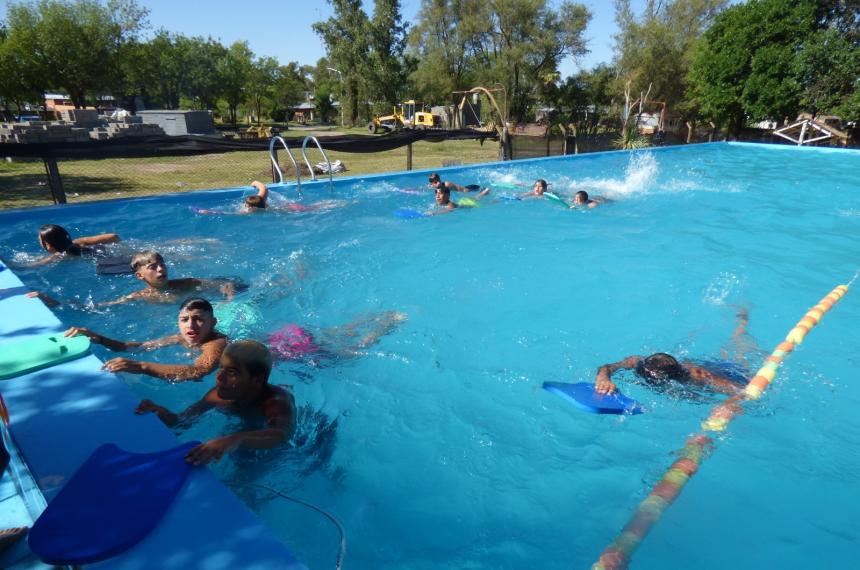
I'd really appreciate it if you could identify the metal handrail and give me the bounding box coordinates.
[301,136,333,192]
[268,136,301,192]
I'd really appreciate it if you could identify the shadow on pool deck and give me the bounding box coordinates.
[0,171,139,208]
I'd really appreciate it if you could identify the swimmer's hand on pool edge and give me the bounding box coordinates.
[64,326,133,352]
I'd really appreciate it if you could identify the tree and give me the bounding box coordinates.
[219,41,253,124]
[612,0,726,114]
[367,0,411,108]
[4,0,148,108]
[313,0,370,126]
[0,16,48,115]
[271,62,308,122]
[407,0,478,105]
[246,56,279,124]
[794,2,860,122]
[184,37,227,111]
[408,0,591,122]
[688,0,817,134]
[123,30,190,109]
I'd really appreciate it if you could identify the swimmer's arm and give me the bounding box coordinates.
[16,254,61,268]
[107,337,226,382]
[64,326,140,352]
[477,188,491,200]
[595,355,643,394]
[74,233,120,246]
[184,391,295,465]
[135,391,216,427]
[684,364,742,394]
[95,291,141,307]
[251,180,269,201]
[448,182,468,193]
[139,334,182,351]
[185,277,237,300]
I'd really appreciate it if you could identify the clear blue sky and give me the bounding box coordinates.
[0,0,644,76]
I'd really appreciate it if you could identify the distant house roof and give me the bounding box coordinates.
[292,102,315,110]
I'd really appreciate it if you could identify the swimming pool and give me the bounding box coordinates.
[2,142,859,569]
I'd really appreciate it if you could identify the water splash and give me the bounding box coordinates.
[564,152,660,199]
[703,271,743,305]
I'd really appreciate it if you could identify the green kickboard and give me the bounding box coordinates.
[545,192,570,208]
[0,334,91,380]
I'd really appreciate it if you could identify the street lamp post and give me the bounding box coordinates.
[327,67,345,127]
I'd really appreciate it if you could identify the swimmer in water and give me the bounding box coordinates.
[267,311,408,364]
[427,172,475,193]
[136,340,296,465]
[431,183,490,213]
[594,309,755,395]
[64,297,227,382]
[27,250,241,307]
[519,179,549,199]
[570,190,610,209]
[193,181,344,215]
[22,224,120,267]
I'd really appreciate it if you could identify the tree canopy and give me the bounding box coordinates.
[1,0,858,132]
[688,0,859,131]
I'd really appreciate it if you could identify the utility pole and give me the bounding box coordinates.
[327,67,345,128]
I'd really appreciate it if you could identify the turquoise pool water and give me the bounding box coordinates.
[2,142,859,569]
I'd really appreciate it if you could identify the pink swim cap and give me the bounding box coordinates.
[267,324,319,360]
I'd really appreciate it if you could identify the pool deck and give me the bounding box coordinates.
[0,261,305,569]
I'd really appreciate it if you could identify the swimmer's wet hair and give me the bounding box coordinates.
[575,190,589,201]
[636,353,687,382]
[428,172,441,183]
[39,224,91,256]
[245,195,266,209]
[224,340,272,382]
[39,224,73,252]
[178,297,214,315]
[131,250,164,272]
[535,179,547,190]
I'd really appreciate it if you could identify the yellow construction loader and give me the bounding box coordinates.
[367,100,441,133]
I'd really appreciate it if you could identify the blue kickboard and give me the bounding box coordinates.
[543,382,644,415]
[394,208,428,219]
[29,441,200,565]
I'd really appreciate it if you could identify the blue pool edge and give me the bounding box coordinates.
[0,262,307,570]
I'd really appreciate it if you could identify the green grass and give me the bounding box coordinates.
[0,131,500,210]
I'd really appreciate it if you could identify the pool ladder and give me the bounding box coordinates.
[269,135,334,193]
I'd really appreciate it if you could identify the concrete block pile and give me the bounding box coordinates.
[0,113,165,143]
[0,121,90,143]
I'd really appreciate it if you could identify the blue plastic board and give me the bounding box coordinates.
[29,442,200,565]
[543,381,644,415]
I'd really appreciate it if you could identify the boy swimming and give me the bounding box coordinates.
[594,309,755,395]
[28,250,240,307]
[428,172,475,193]
[519,179,549,199]
[570,190,608,209]
[64,297,227,382]
[193,181,344,215]
[135,340,295,465]
[432,183,490,213]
